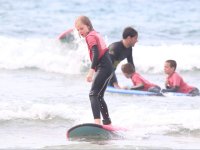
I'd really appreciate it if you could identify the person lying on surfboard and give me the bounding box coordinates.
[58,28,74,42]
[161,59,199,96]
[108,27,138,89]
[75,15,113,125]
[121,63,161,93]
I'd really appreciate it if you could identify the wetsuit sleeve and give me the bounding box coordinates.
[91,45,99,69]
[161,86,179,93]
[108,44,116,63]
[127,48,135,68]
[109,53,115,64]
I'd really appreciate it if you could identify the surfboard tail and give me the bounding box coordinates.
[102,125,128,131]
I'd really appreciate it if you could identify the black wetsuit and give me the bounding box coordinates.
[89,45,113,125]
[108,41,134,86]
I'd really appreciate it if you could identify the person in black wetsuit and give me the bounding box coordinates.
[75,16,113,125]
[108,27,138,88]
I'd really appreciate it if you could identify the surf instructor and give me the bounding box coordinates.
[75,15,113,125]
[108,27,138,88]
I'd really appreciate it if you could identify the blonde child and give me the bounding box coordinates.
[75,16,113,125]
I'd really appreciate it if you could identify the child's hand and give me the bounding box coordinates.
[86,69,95,82]
[161,89,168,93]
[121,86,129,90]
[165,79,169,88]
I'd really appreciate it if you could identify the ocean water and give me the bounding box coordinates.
[0,0,200,149]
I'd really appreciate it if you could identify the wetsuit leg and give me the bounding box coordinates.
[89,95,101,119]
[189,88,200,96]
[98,94,111,125]
[89,70,112,124]
[108,71,117,87]
[89,52,113,124]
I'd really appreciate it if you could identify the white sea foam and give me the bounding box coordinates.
[0,36,200,74]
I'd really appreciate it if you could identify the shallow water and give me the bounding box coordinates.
[0,70,200,149]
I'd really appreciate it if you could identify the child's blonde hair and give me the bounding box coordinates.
[75,15,94,31]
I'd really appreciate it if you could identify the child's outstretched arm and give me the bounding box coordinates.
[130,83,144,90]
[161,86,179,93]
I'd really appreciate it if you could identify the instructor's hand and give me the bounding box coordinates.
[86,69,95,82]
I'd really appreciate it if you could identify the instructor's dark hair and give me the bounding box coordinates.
[122,27,138,39]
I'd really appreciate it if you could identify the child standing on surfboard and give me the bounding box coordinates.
[121,63,161,93]
[75,16,113,125]
[161,59,199,96]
